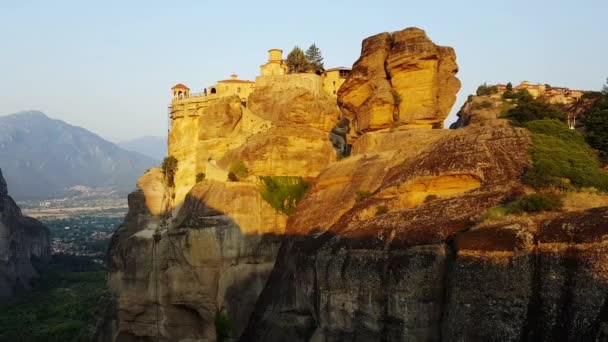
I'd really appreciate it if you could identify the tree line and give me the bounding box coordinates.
[285,44,324,74]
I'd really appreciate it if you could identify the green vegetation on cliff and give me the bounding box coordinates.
[161,156,178,187]
[228,160,249,181]
[522,120,608,191]
[505,97,565,123]
[259,176,311,215]
[582,83,608,163]
[476,83,498,96]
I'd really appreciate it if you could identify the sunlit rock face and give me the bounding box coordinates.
[0,168,50,299]
[100,71,340,341]
[338,27,460,135]
[100,26,608,342]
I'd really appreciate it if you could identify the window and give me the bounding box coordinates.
[237,87,241,93]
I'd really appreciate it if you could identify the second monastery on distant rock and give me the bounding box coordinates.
[492,81,584,105]
[169,49,351,126]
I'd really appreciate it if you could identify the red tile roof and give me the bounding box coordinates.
[171,83,190,90]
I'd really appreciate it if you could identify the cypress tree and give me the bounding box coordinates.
[285,47,309,74]
[305,43,324,72]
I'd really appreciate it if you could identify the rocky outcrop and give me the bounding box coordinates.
[102,73,339,341]
[338,27,460,134]
[0,168,50,299]
[101,26,608,342]
[450,95,510,129]
[242,124,608,341]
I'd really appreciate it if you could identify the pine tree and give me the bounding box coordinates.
[305,43,324,73]
[506,82,513,91]
[285,47,309,74]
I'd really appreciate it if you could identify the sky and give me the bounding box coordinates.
[0,0,606,142]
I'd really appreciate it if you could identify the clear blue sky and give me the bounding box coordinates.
[0,0,606,141]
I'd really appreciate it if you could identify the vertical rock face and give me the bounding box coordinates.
[0,168,50,299]
[101,74,339,341]
[338,27,460,134]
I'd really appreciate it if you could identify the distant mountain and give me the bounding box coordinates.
[0,111,158,200]
[118,135,166,161]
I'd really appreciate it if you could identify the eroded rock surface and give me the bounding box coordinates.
[0,168,50,299]
[338,27,460,134]
[99,27,608,342]
[242,125,608,341]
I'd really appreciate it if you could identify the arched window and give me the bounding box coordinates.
[237,87,241,93]
[210,88,217,94]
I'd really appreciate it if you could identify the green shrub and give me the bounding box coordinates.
[391,89,402,106]
[375,205,389,216]
[483,206,507,221]
[476,83,498,96]
[215,309,233,342]
[582,93,608,163]
[522,120,608,191]
[467,94,474,103]
[472,100,493,110]
[195,172,206,183]
[502,90,514,99]
[161,156,178,187]
[355,190,372,203]
[259,176,311,215]
[505,97,565,123]
[513,89,533,102]
[503,193,564,214]
[424,194,438,203]
[228,160,248,180]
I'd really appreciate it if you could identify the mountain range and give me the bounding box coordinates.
[118,135,167,161]
[0,111,159,200]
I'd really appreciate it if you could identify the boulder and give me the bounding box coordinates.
[338,27,460,134]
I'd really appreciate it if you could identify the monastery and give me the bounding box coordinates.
[493,81,584,105]
[169,49,351,129]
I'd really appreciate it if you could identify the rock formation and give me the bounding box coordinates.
[100,73,340,341]
[338,27,460,134]
[0,168,50,299]
[99,27,608,342]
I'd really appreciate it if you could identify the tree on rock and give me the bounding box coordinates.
[286,47,309,74]
[583,80,608,163]
[305,43,324,73]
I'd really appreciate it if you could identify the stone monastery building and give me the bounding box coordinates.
[169,49,351,126]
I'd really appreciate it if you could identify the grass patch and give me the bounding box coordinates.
[483,192,564,221]
[503,193,564,214]
[522,120,608,191]
[259,176,311,215]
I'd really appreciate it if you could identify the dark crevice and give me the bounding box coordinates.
[521,242,542,341]
[437,237,457,342]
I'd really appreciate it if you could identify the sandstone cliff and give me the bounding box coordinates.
[101,73,340,341]
[0,168,50,299]
[100,27,608,342]
[338,28,460,135]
